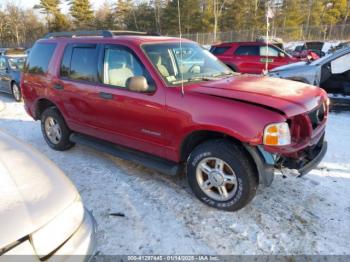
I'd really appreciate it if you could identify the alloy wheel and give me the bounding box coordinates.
[44,116,62,144]
[196,157,238,201]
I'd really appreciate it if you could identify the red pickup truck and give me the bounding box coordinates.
[21,31,328,211]
[210,42,298,74]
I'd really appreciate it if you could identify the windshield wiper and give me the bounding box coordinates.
[188,76,218,81]
[210,72,237,78]
[172,76,216,85]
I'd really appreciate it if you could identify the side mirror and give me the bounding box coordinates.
[279,52,285,58]
[127,76,150,93]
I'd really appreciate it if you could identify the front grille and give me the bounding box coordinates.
[308,103,325,129]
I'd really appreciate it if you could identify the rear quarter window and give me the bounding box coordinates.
[25,43,57,74]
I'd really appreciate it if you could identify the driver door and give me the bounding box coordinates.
[92,44,167,157]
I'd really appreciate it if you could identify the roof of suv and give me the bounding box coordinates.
[213,42,275,47]
[40,30,192,45]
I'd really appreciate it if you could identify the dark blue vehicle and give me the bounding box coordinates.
[0,52,26,101]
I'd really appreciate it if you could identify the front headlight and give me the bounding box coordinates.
[263,122,291,146]
[30,198,84,256]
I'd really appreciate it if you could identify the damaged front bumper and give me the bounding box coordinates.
[280,135,328,176]
[298,141,327,175]
[245,135,328,186]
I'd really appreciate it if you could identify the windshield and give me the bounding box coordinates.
[142,42,232,85]
[8,57,26,70]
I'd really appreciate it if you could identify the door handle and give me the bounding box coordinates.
[53,83,64,90]
[99,92,113,100]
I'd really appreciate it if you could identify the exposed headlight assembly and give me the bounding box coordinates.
[263,122,291,146]
[30,198,84,257]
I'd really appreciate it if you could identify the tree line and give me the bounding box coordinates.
[1,0,350,47]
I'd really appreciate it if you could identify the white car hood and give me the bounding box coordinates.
[0,131,78,250]
[270,61,308,72]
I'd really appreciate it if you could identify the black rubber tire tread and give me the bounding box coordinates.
[187,139,258,211]
[11,82,22,102]
[41,107,75,151]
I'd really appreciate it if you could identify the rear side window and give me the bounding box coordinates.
[210,46,230,55]
[234,46,259,56]
[60,44,98,82]
[25,43,56,74]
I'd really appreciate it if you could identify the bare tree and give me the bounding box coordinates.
[213,0,227,42]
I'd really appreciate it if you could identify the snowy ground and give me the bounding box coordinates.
[0,93,350,255]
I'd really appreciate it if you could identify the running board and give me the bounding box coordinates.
[70,133,181,176]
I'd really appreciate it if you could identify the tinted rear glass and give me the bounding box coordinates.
[234,46,259,56]
[60,44,98,82]
[210,46,230,55]
[26,43,56,74]
[70,47,97,82]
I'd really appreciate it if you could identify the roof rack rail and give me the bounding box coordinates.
[43,30,161,39]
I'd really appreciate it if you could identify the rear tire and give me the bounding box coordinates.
[11,82,22,102]
[186,139,257,211]
[41,107,75,151]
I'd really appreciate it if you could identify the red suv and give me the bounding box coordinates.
[21,31,328,211]
[210,42,298,74]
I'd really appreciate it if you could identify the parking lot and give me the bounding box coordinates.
[1,93,349,255]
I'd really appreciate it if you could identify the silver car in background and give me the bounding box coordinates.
[0,130,96,259]
[269,46,350,95]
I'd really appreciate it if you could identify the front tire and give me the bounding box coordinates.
[11,82,22,102]
[41,107,75,151]
[187,139,258,211]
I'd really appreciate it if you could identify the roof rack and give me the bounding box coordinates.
[43,30,161,39]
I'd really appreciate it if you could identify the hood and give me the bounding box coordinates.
[270,61,309,72]
[0,131,78,249]
[189,75,324,117]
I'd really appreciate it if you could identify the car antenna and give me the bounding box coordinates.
[264,2,273,75]
[177,0,185,96]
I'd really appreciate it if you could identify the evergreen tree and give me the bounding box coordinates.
[114,0,135,30]
[34,0,69,31]
[162,0,204,35]
[68,0,94,29]
[95,1,116,30]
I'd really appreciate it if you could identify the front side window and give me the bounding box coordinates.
[234,46,259,56]
[260,46,279,57]
[143,42,231,85]
[0,57,6,70]
[103,47,153,89]
[25,43,56,74]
